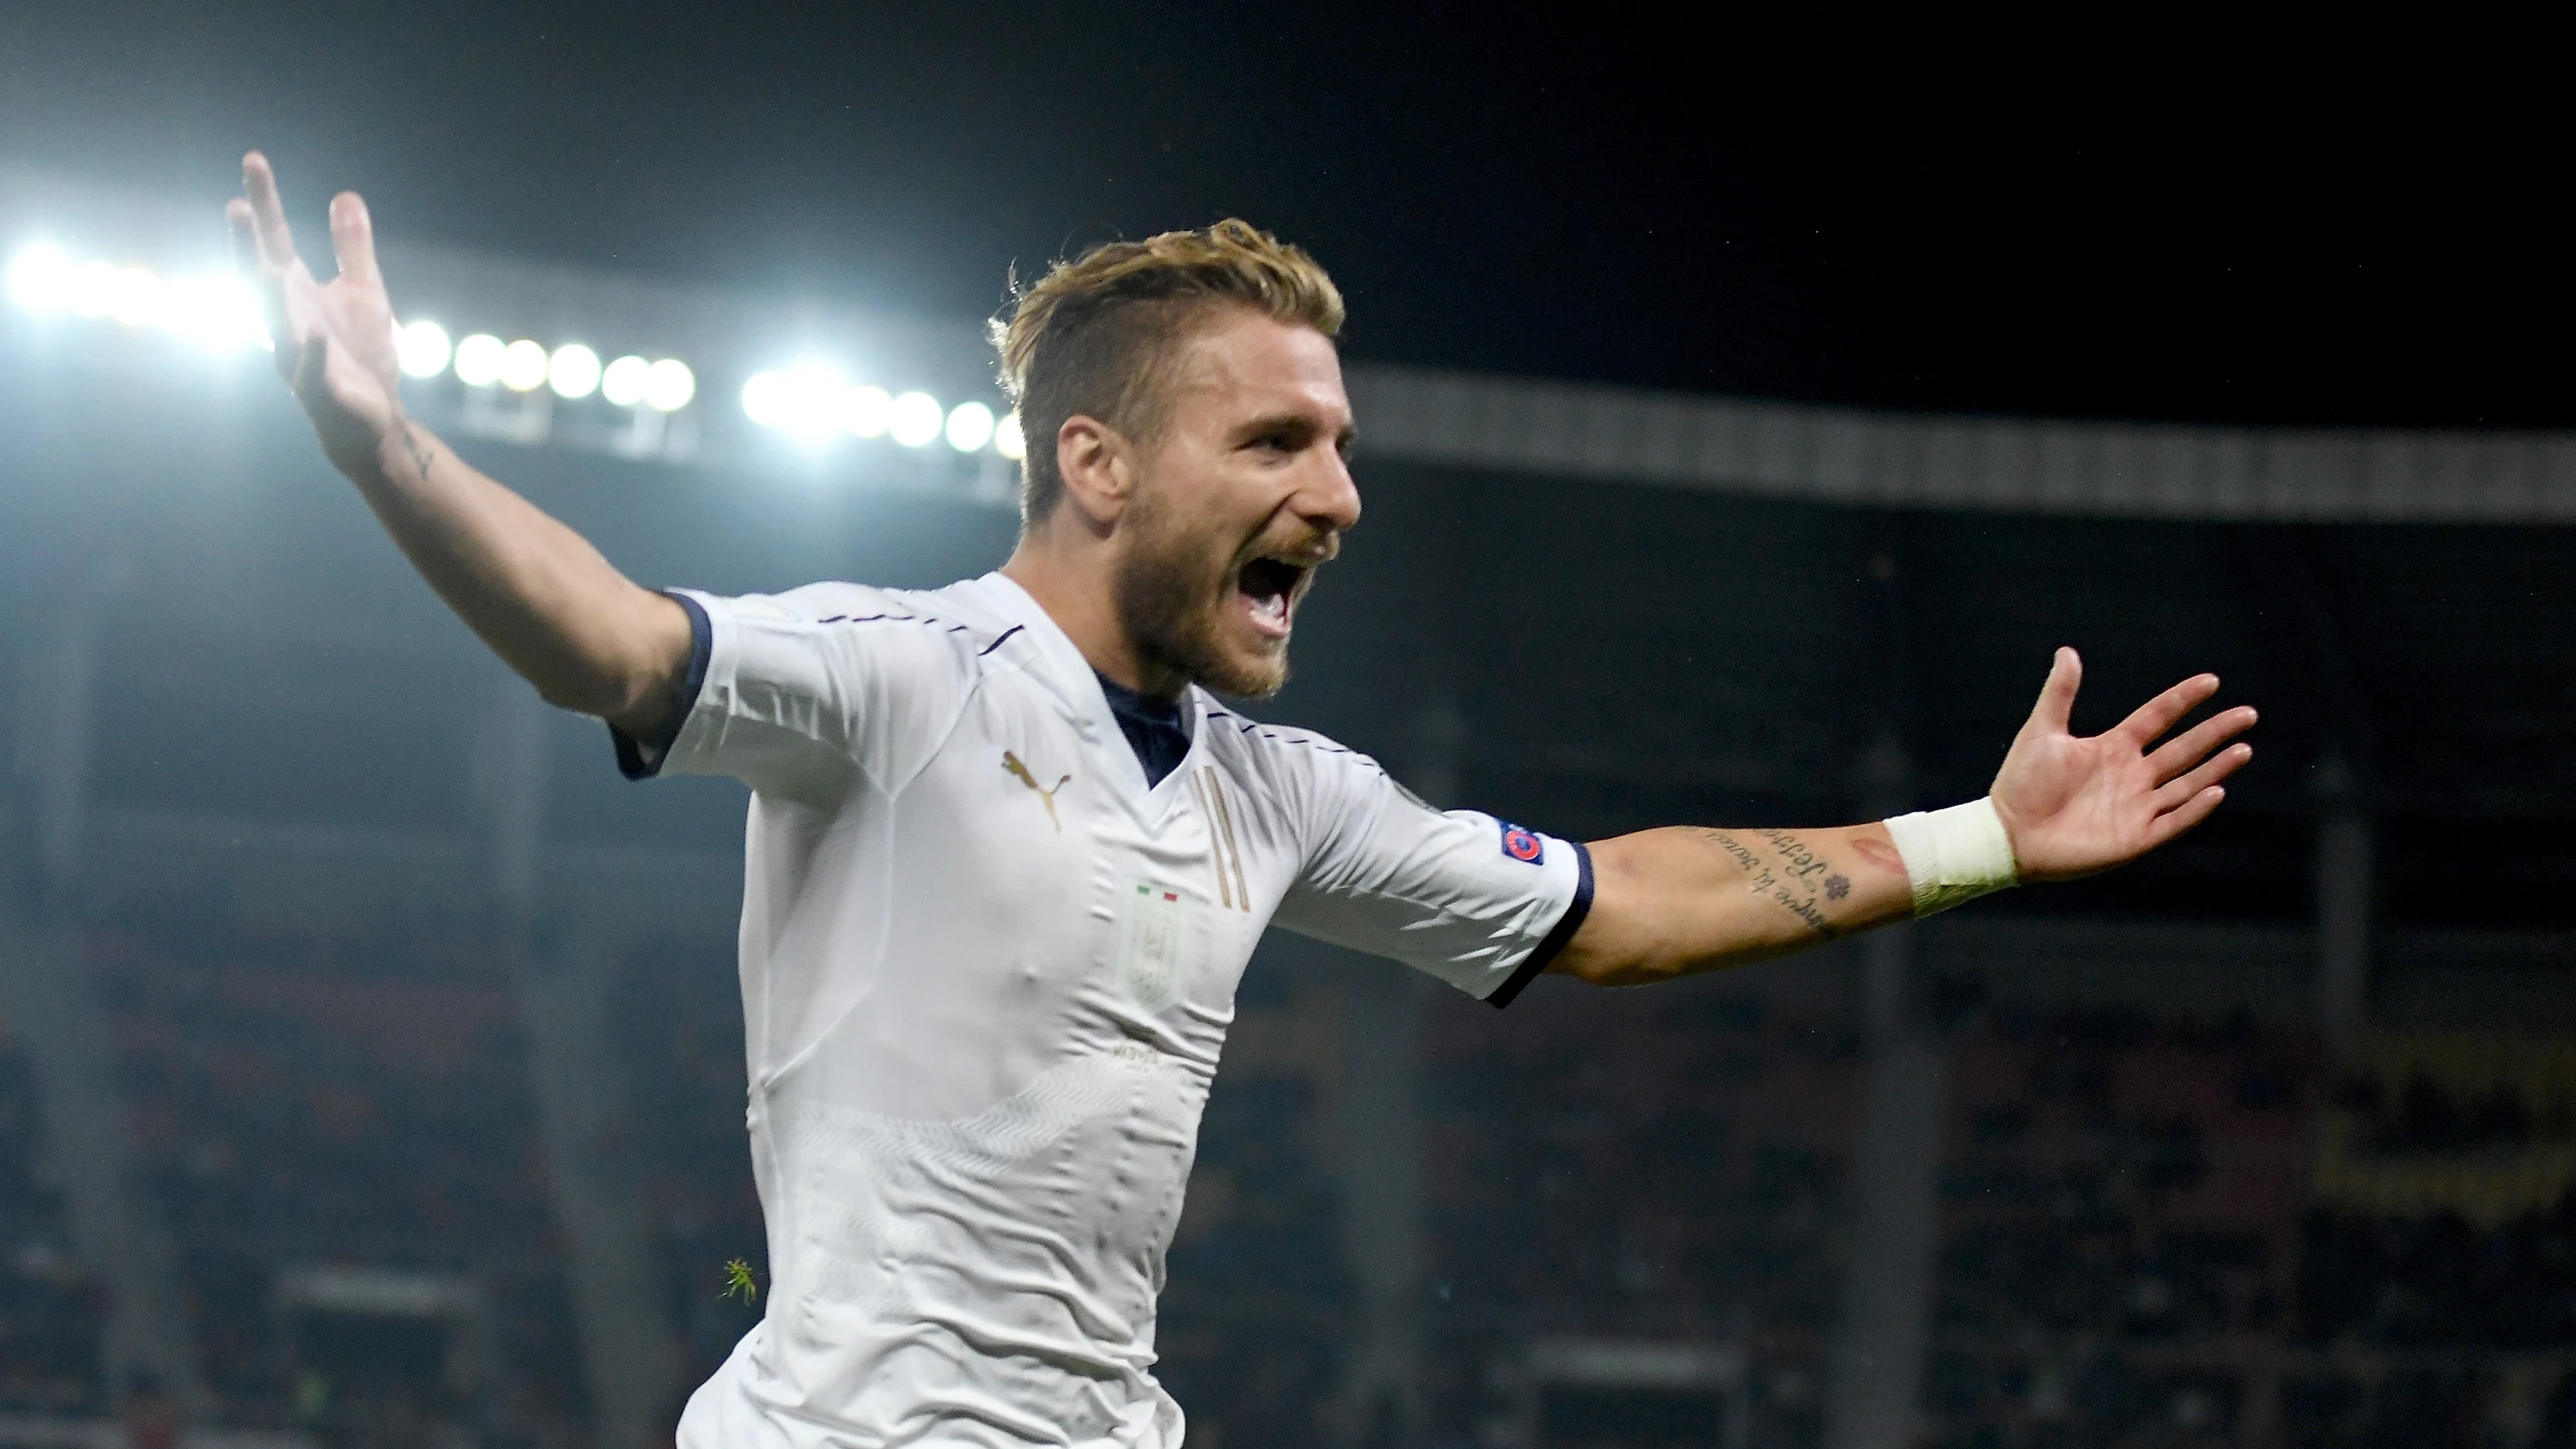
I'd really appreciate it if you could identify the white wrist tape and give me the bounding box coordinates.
[1882,797,2020,917]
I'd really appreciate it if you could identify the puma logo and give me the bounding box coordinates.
[1002,750,1072,832]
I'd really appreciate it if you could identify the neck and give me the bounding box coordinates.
[1000,536,1188,700]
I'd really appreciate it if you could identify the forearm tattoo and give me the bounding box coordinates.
[1693,828,1855,941]
[400,422,436,485]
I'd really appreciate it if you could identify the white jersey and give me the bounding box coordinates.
[621,572,1590,1449]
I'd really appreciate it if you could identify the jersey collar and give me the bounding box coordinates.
[967,572,1206,802]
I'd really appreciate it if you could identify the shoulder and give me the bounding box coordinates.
[698,579,1022,662]
[1197,697,1393,801]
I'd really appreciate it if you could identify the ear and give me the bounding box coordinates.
[1054,415,1135,531]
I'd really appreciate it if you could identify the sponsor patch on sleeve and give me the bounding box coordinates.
[1498,822,1546,865]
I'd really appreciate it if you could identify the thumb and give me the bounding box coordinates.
[2026,646,2081,734]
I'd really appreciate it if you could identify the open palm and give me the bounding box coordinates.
[1990,648,2256,882]
[227,152,403,473]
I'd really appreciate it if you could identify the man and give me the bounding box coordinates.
[228,152,2254,1447]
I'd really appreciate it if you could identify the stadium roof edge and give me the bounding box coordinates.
[11,164,2569,524]
[1346,365,2576,524]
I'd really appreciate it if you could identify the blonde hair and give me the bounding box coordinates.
[992,219,1345,525]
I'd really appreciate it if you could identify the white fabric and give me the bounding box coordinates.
[1881,797,2020,916]
[645,573,1583,1449]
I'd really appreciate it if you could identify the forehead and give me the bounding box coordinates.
[1161,310,1350,428]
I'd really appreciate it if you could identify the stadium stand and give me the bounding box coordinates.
[87,916,589,1446]
[0,1031,106,1416]
[1423,977,1860,1449]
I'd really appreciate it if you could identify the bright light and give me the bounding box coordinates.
[600,355,650,408]
[889,391,944,448]
[945,401,996,453]
[994,411,1026,462]
[549,343,602,399]
[742,371,787,426]
[107,267,162,327]
[842,385,891,439]
[453,333,507,387]
[70,260,118,318]
[745,365,848,440]
[643,358,696,412]
[396,320,453,378]
[6,243,75,312]
[164,275,266,353]
[500,339,549,392]
[784,366,846,440]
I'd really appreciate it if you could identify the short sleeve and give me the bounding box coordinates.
[1270,762,1592,1009]
[610,585,966,803]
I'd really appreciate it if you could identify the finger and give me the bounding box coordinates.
[289,329,329,402]
[2112,673,2221,748]
[2142,785,2227,851]
[230,198,294,341]
[240,151,300,272]
[2154,742,2252,810]
[2145,705,2259,783]
[329,191,382,291]
[2026,646,2082,734]
[227,198,259,272]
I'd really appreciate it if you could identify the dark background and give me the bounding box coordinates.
[6,13,2576,1448]
[3,4,2561,427]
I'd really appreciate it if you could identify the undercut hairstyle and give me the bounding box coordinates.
[993,219,1345,527]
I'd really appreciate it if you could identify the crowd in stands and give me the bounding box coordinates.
[609,932,767,1401]
[1927,1009,2312,1449]
[87,913,590,1446]
[0,1034,106,1415]
[1424,980,1862,1449]
[15,913,2576,1448]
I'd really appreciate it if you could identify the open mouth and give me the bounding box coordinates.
[1234,556,1310,640]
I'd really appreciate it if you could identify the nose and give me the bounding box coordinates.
[1298,450,1363,536]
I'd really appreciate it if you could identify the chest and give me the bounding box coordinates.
[905,682,1279,1015]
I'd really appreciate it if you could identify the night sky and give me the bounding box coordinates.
[3,6,2561,428]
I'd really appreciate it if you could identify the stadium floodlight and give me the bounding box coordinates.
[782,365,846,440]
[499,339,549,392]
[396,320,453,379]
[993,411,1026,462]
[601,355,651,408]
[889,391,944,448]
[842,385,892,439]
[453,333,507,387]
[70,259,118,318]
[643,358,696,413]
[945,401,996,453]
[742,370,788,426]
[548,343,602,400]
[5,243,75,313]
[745,364,846,441]
[108,267,161,327]
[165,275,267,353]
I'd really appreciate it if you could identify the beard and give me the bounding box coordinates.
[1112,490,1291,699]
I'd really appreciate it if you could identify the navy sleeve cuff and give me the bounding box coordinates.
[611,591,713,780]
[1486,839,1593,1009]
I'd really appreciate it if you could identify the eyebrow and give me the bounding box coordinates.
[1236,412,1358,450]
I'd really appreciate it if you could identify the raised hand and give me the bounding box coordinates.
[1989,648,2255,882]
[227,151,404,475]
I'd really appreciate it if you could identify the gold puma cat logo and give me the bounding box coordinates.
[1002,750,1072,832]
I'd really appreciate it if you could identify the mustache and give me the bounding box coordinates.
[1234,529,1341,571]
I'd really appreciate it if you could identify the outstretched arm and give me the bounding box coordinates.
[228,152,690,734]
[1552,649,2255,985]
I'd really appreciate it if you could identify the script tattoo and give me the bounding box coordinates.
[1694,828,1844,941]
[403,424,436,484]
